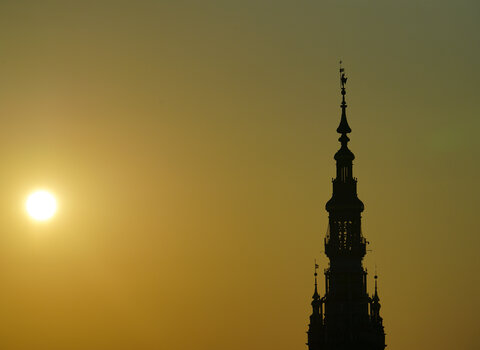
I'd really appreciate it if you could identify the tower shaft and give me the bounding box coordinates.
[307,67,385,350]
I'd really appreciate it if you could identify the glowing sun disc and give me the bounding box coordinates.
[26,190,57,221]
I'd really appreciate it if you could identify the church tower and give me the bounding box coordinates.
[307,66,386,350]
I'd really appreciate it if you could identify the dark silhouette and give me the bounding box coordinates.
[307,66,386,350]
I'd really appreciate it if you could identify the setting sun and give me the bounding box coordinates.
[26,190,57,221]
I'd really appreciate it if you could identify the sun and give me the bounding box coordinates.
[26,190,57,221]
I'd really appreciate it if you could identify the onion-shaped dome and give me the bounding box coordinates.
[334,146,355,162]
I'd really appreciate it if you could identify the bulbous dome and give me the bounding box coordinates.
[334,146,355,162]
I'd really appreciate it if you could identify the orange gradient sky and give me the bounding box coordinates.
[0,1,478,349]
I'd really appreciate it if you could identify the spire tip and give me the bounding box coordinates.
[336,63,352,135]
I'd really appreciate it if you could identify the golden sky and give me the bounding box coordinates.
[0,1,478,349]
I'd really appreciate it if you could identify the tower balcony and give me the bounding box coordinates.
[324,236,367,258]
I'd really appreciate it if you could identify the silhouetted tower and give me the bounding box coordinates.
[307,65,386,350]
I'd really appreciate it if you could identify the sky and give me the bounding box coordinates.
[0,1,479,349]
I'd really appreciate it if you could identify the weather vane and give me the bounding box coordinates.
[339,60,347,89]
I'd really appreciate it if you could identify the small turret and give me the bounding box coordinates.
[307,262,323,349]
[371,274,383,324]
[310,262,322,317]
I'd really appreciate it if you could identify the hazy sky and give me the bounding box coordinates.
[0,1,479,349]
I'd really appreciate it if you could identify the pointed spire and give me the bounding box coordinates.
[337,61,352,135]
[307,260,323,348]
[309,261,322,322]
[373,266,380,302]
[370,269,382,324]
[313,260,320,300]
